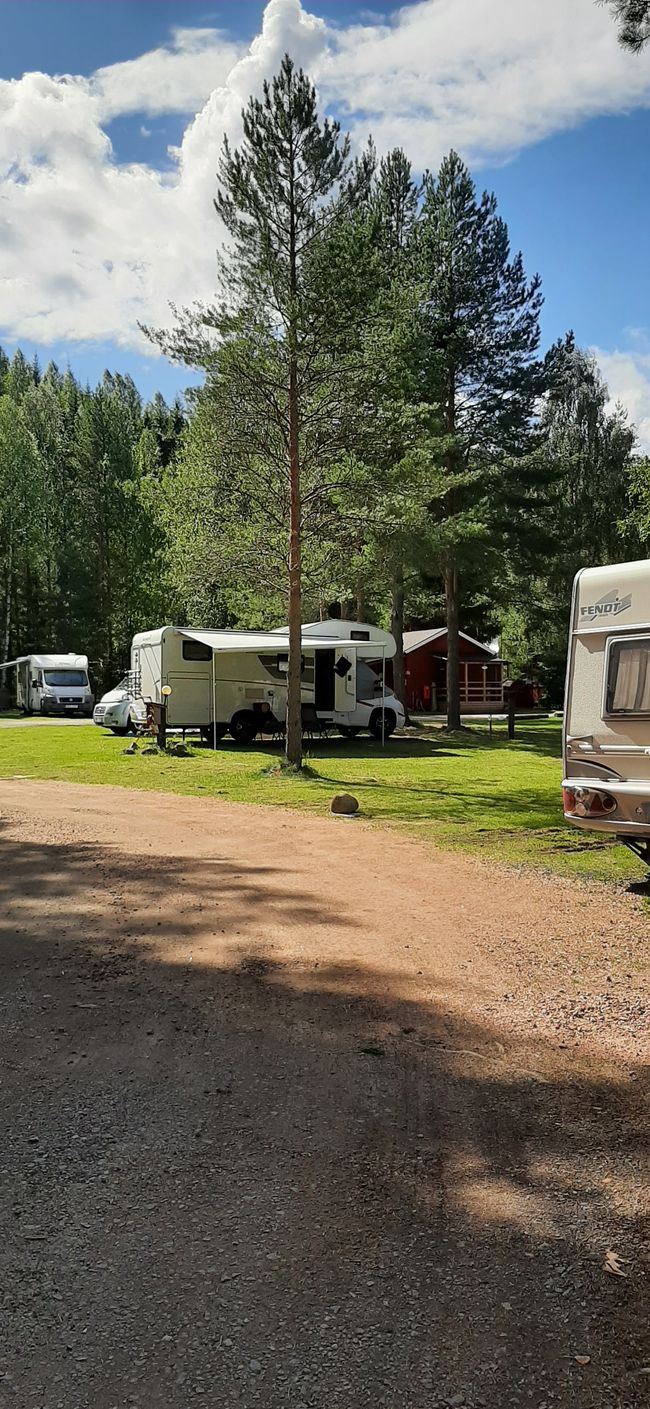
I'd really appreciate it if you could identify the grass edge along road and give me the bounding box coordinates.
[0,717,640,884]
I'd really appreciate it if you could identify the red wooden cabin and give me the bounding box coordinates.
[403,629,506,714]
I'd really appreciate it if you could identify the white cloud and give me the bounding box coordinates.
[0,0,648,361]
[321,0,650,168]
[93,26,244,120]
[595,341,650,454]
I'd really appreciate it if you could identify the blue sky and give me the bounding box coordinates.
[1,0,649,440]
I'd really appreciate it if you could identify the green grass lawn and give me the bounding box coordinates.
[0,716,641,884]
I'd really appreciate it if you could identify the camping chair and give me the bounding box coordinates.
[270,714,286,744]
[301,703,329,741]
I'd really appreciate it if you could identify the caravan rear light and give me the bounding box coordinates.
[563,787,577,814]
[564,786,617,818]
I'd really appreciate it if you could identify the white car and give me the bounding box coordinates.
[93,680,145,736]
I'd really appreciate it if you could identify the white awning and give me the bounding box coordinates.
[178,629,388,655]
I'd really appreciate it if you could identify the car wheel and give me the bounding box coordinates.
[111,720,130,736]
[369,708,396,740]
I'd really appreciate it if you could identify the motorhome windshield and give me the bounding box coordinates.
[357,661,382,697]
[43,670,88,687]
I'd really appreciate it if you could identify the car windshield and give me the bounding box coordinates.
[44,670,88,687]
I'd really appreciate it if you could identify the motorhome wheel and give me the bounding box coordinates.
[338,725,362,738]
[369,708,396,740]
[111,720,132,737]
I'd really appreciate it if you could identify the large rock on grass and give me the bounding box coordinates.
[330,793,359,816]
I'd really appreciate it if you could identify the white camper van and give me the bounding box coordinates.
[563,558,650,865]
[2,653,94,716]
[96,621,403,743]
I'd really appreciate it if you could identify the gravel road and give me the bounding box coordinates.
[0,779,648,1409]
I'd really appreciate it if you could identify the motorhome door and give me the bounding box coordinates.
[167,673,212,726]
[334,650,356,712]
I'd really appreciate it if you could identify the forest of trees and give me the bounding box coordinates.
[1,55,649,741]
[0,351,184,687]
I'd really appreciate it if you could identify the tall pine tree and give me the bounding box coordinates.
[149,56,358,765]
[418,152,544,728]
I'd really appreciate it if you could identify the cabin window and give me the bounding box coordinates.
[182,640,212,662]
[605,636,650,715]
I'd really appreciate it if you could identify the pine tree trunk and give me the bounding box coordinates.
[390,568,406,715]
[286,351,302,767]
[2,534,13,681]
[444,353,461,731]
[445,563,461,731]
[285,98,302,770]
[356,566,365,622]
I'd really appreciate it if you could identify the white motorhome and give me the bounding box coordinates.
[563,558,650,866]
[95,621,404,743]
[1,653,94,716]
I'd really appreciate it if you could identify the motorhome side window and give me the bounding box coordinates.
[605,637,650,715]
[182,641,212,662]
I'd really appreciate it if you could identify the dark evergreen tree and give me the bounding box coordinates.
[417,151,544,727]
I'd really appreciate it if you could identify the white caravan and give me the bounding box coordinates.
[94,621,404,742]
[563,558,650,866]
[1,653,94,716]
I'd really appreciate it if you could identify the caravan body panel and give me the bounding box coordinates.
[563,559,650,838]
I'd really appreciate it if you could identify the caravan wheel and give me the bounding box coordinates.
[369,708,396,740]
[230,711,258,745]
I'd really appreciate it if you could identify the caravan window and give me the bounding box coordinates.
[182,640,212,662]
[605,636,650,715]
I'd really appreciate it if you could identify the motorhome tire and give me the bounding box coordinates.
[338,725,362,738]
[230,711,258,745]
[111,721,131,736]
[201,724,227,746]
[369,708,396,740]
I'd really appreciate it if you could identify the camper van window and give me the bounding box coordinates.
[182,640,212,662]
[605,637,650,715]
[43,670,87,687]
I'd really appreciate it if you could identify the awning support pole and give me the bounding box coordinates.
[212,650,216,750]
[382,646,386,747]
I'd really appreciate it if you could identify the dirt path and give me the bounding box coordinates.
[0,780,648,1409]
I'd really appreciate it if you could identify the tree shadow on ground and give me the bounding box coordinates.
[0,831,647,1409]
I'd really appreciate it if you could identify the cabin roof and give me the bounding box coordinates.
[403,629,496,656]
